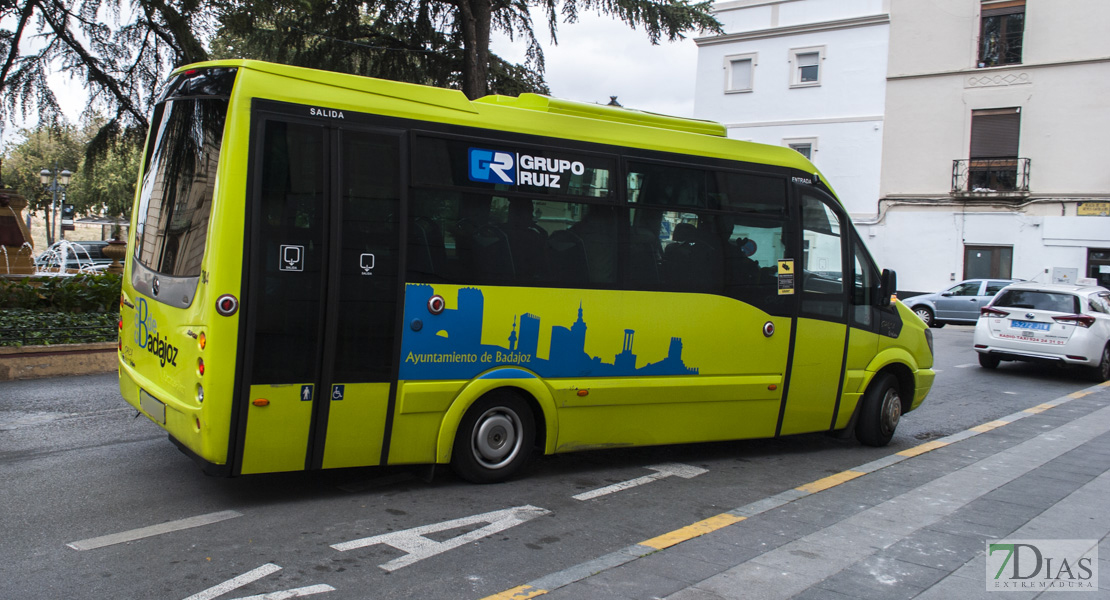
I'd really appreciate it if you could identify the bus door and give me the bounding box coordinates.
[779,187,851,435]
[238,113,402,474]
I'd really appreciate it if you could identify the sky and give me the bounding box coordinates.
[490,12,703,118]
[1,10,704,145]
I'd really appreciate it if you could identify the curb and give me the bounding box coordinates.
[0,342,117,381]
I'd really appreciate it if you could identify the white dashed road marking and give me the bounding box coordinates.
[67,510,242,551]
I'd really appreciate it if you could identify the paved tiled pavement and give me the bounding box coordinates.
[488,383,1110,599]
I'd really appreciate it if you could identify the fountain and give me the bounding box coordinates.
[0,190,36,276]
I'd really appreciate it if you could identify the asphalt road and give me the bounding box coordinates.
[0,325,1095,600]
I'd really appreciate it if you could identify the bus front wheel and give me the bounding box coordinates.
[856,373,902,447]
[452,391,535,483]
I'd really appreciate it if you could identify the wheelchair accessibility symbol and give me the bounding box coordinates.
[331,385,345,401]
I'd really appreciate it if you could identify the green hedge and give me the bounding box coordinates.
[0,274,122,346]
[0,273,122,312]
[0,309,117,346]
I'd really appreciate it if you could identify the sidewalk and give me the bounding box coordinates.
[487,382,1110,599]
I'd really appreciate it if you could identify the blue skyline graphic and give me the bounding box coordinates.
[399,284,699,380]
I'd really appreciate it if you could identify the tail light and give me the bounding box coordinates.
[1053,314,1096,328]
[980,306,1010,317]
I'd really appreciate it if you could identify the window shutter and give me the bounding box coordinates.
[970,108,1020,158]
[982,0,1025,17]
[730,59,752,91]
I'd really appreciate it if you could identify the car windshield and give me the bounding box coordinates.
[994,290,1079,313]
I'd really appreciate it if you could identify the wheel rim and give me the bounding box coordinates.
[879,388,902,437]
[914,308,931,324]
[1101,347,1110,379]
[471,407,523,470]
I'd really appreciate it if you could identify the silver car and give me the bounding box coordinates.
[973,282,1110,382]
[901,278,1021,327]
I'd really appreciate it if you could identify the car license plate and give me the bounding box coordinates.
[139,389,166,425]
[1011,320,1050,331]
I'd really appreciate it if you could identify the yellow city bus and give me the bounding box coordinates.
[118,60,934,482]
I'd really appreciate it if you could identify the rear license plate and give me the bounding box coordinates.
[1011,320,1050,331]
[139,389,166,425]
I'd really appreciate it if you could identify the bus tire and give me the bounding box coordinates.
[451,390,535,483]
[855,373,902,447]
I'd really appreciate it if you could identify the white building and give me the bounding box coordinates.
[693,0,890,216]
[694,0,1110,294]
[872,0,1110,293]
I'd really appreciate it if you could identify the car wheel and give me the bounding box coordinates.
[978,353,1000,369]
[1089,345,1110,383]
[856,373,902,447]
[912,306,934,327]
[452,390,535,483]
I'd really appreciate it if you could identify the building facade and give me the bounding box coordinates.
[694,0,1110,293]
[693,0,891,216]
[873,0,1110,292]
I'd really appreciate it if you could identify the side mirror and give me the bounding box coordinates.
[879,269,897,307]
[940,291,953,297]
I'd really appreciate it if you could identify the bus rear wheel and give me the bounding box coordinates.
[452,391,535,483]
[856,373,902,447]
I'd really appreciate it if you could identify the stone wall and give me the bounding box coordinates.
[0,342,117,381]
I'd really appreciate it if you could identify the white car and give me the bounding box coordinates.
[973,282,1110,381]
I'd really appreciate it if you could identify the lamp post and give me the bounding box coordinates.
[39,165,73,245]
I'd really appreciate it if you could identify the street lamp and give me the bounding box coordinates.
[39,165,73,244]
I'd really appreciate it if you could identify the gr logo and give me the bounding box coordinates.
[468,148,515,185]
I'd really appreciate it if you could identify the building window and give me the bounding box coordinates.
[969,107,1021,191]
[784,137,817,160]
[1089,248,1110,288]
[725,53,756,93]
[979,0,1024,68]
[790,47,824,87]
[964,245,1013,280]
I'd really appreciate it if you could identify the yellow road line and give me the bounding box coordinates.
[796,470,865,494]
[896,439,950,457]
[1024,403,1055,414]
[1068,390,1092,399]
[481,585,548,600]
[641,513,745,550]
[971,420,1009,433]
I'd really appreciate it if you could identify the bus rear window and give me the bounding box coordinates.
[133,97,228,278]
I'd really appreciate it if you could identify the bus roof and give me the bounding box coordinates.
[172,59,824,184]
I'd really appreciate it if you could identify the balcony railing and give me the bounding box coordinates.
[952,157,1030,196]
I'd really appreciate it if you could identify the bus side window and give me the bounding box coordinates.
[800,192,845,319]
[717,171,789,309]
[626,161,722,294]
[851,238,879,327]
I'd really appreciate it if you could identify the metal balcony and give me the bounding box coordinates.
[952,157,1030,197]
